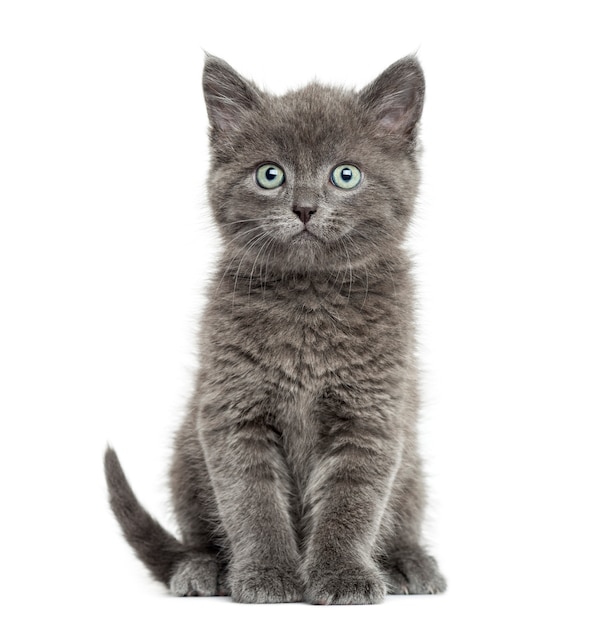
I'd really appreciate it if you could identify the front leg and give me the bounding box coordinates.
[199,402,302,603]
[303,400,401,605]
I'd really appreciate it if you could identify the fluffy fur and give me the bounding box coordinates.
[105,54,446,604]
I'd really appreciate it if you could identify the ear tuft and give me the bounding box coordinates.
[359,56,425,138]
[202,55,262,133]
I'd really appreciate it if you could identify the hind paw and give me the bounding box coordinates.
[384,545,446,595]
[169,554,219,597]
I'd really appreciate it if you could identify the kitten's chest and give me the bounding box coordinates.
[266,289,369,384]
[218,277,396,388]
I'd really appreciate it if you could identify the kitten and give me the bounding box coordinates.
[104,54,446,604]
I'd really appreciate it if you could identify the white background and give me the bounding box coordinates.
[1,1,590,624]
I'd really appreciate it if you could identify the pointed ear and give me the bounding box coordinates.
[202,55,263,133]
[359,56,425,139]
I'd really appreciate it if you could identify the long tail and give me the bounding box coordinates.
[104,446,187,585]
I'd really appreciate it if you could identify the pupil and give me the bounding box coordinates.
[266,167,277,180]
[341,168,352,181]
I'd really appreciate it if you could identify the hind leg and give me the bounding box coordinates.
[378,453,446,595]
[168,417,227,596]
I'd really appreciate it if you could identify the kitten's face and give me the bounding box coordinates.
[203,57,425,275]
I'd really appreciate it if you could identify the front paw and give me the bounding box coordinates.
[304,564,386,605]
[230,563,303,603]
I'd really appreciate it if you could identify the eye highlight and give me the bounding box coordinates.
[255,163,285,189]
[330,164,362,190]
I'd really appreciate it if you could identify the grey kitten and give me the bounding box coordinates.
[104,54,446,604]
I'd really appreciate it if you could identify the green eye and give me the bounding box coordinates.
[331,164,362,189]
[255,163,285,189]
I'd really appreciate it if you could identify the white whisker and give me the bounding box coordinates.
[232,231,269,310]
[248,233,274,299]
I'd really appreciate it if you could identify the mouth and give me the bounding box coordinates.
[294,228,318,241]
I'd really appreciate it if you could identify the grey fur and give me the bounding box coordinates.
[105,54,445,604]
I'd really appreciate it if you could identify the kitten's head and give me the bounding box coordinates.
[203,55,425,276]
